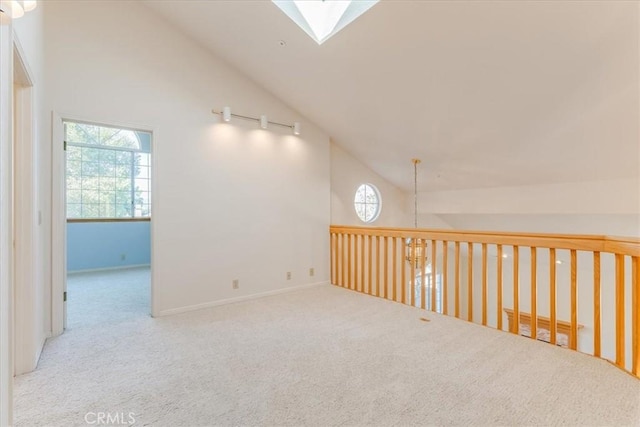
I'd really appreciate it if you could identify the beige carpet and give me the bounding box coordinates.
[13,270,640,426]
[65,266,150,329]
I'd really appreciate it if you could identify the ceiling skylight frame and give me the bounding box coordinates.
[272,0,379,45]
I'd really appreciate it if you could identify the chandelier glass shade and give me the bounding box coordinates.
[405,237,427,269]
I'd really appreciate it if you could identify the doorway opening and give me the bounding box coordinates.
[63,121,152,329]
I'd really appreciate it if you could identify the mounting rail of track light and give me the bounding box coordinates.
[211,106,301,135]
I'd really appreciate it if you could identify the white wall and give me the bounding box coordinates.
[418,178,640,215]
[45,0,330,316]
[331,141,410,227]
[439,214,640,236]
[417,177,640,236]
[415,214,453,229]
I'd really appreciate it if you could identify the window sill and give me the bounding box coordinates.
[66,217,150,223]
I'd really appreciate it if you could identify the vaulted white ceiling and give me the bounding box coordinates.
[142,0,638,192]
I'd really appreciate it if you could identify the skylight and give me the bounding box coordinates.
[272,0,379,45]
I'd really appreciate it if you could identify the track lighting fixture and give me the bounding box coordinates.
[212,107,301,136]
[222,107,231,122]
[0,0,37,21]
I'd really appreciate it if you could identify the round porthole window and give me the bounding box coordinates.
[354,183,381,223]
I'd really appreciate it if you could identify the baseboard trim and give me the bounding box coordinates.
[68,264,150,275]
[157,281,330,317]
[34,334,46,370]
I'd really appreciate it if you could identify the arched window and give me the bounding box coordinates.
[65,122,141,149]
[354,183,381,223]
[65,121,151,219]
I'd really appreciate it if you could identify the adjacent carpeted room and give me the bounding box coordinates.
[13,283,640,426]
[65,267,150,330]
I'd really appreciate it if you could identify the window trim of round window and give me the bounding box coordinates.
[354,183,381,223]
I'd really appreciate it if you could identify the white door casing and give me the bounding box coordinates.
[51,115,158,335]
[13,33,41,376]
[0,20,15,427]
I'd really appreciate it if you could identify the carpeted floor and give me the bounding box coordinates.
[13,269,640,426]
[65,267,151,330]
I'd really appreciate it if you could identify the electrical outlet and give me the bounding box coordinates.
[286,272,292,280]
[232,279,239,289]
[120,253,126,261]
[309,268,315,277]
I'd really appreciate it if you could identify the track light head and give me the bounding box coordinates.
[24,1,37,12]
[213,106,298,134]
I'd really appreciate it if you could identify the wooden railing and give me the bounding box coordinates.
[330,225,640,378]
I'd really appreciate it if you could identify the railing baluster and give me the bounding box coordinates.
[632,256,639,376]
[420,239,427,310]
[443,241,448,315]
[328,225,640,379]
[497,244,503,330]
[570,249,578,351]
[376,235,381,297]
[347,234,352,290]
[513,246,520,334]
[392,237,398,302]
[335,233,340,286]
[593,251,601,357]
[361,232,366,294]
[431,240,437,312]
[468,242,473,322]
[530,247,537,341]
[383,236,389,299]
[330,233,335,285]
[615,253,625,366]
[401,237,406,304]
[410,238,416,307]
[482,243,487,326]
[455,241,460,318]
[550,248,557,346]
[352,234,356,290]
[340,234,347,287]
[354,234,359,292]
[368,235,373,295]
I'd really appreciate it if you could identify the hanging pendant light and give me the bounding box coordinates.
[406,158,425,267]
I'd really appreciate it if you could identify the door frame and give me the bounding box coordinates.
[51,113,158,335]
[13,32,40,376]
[0,21,15,427]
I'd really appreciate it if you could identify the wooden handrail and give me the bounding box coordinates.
[330,226,640,256]
[330,225,640,379]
